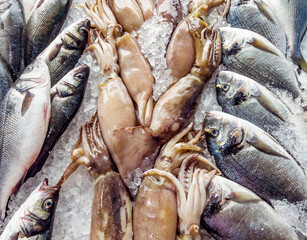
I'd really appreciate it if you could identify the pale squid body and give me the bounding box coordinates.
[79,2,155,127]
[151,21,222,143]
[58,115,133,240]
[87,32,159,192]
[166,17,206,81]
[157,0,182,28]
[133,124,204,240]
[166,0,228,81]
[108,0,144,32]
[136,0,156,20]
[116,33,154,127]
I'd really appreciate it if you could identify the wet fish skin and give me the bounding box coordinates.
[25,0,72,66]
[270,0,307,71]
[0,55,13,102]
[204,111,307,203]
[227,0,287,54]
[0,179,60,240]
[0,58,51,221]
[38,19,90,87]
[220,27,301,98]
[0,0,25,80]
[25,64,89,180]
[216,70,292,134]
[201,175,300,240]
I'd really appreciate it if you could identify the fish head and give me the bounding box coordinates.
[204,111,245,156]
[71,64,90,88]
[203,176,260,216]
[52,64,90,98]
[15,58,50,91]
[19,179,60,237]
[220,27,246,57]
[216,71,250,106]
[62,19,90,50]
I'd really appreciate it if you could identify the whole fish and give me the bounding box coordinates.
[204,111,307,203]
[220,27,301,98]
[216,71,292,135]
[227,0,287,54]
[0,179,60,240]
[201,175,301,240]
[0,55,13,102]
[270,0,307,71]
[25,64,89,180]
[0,0,25,80]
[38,19,90,87]
[0,58,51,221]
[25,0,72,66]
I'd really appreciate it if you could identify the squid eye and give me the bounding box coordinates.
[222,84,230,92]
[43,199,54,210]
[210,129,219,138]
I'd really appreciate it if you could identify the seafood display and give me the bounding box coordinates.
[0,0,306,239]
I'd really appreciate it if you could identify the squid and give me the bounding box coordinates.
[166,0,229,81]
[133,123,219,240]
[150,22,222,142]
[85,29,159,194]
[58,114,133,240]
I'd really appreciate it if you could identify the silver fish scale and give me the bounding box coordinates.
[0,89,25,182]
[203,177,300,240]
[227,0,287,54]
[221,35,301,97]
[0,0,24,80]
[218,143,307,203]
[25,0,72,66]
[202,176,300,240]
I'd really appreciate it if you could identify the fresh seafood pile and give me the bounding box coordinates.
[0,0,307,239]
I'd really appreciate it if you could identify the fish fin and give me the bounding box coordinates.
[295,229,306,240]
[21,91,34,116]
[48,43,63,62]
[294,55,307,73]
[246,37,282,57]
[254,0,279,24]
[251,84,291,122]
[36,0,45,9]
[112,126,161,193]
[228,191,261,203]
[244,124,292,159]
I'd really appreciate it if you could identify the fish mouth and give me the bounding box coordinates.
[39,179,61,196]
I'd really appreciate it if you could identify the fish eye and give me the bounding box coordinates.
[222,84,230,92]
[210,129,219,138]
[75,73,84,80]
[43,199,54,210]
